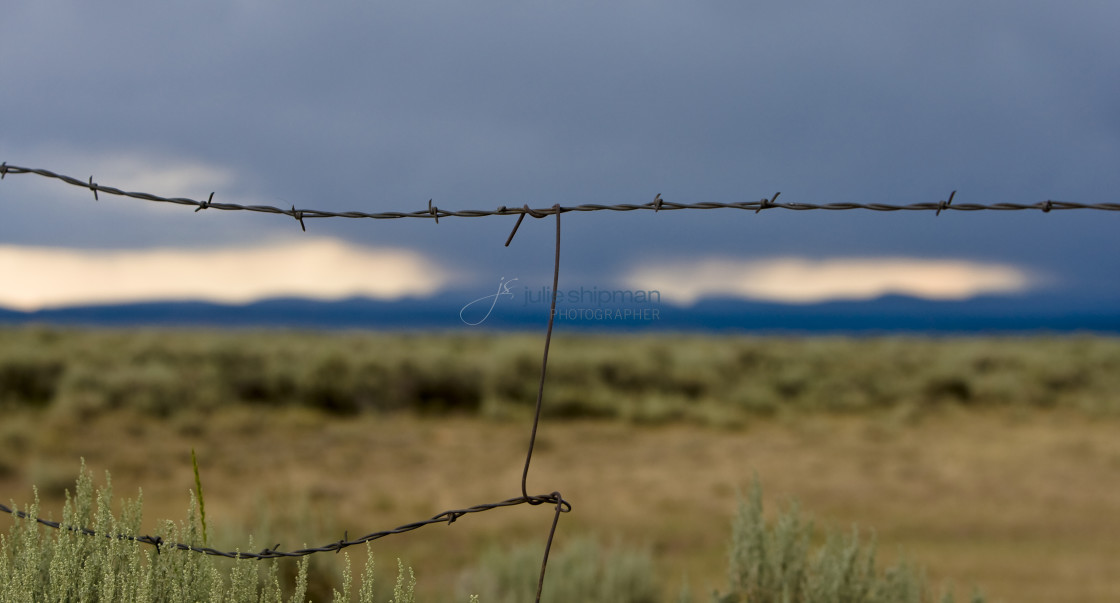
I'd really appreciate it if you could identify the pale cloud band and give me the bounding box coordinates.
[0,239,1038,312]
[0,239,451,311]
[625,257,1036,306]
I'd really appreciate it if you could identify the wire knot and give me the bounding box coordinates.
[936,190,956,216]
[653,193,663,212]
[291,205,306,231]
[144,535,164,553]
[756,192,780,214]
[525,492,571,511]
[1043,200,1053,213]
[428,199,439,223]
[195,192,214,212]
[89,175,99,201]
[0,162,7,179]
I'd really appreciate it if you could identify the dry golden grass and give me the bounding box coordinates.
[3,405,1119,602]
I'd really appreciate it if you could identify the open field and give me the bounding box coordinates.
[3,328,1120,600]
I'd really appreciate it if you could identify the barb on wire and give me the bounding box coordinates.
[756,191,780,214]
[291,205,306,231]
[3,164,1118,228]
[936,190,956,216]
[195,192,215,213]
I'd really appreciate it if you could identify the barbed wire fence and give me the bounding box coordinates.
[5,163,1120,223]
[1,162,1119,601]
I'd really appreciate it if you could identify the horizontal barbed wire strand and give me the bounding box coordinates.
[4,164,1119,225]
[0,493,570,560]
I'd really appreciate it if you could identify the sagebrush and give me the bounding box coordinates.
[2,328,1118,425]
[3,466,982,602]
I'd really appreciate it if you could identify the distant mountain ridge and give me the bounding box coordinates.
[2,291,1118,333]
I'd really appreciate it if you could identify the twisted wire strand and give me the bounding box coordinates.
[0,494,569,560]
[4,164,1119,225]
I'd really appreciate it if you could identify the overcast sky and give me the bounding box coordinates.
[2,1,1118,311]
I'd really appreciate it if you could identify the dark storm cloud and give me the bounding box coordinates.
[2,1,1118,300]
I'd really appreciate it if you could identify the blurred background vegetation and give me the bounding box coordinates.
[3,327,1119,422]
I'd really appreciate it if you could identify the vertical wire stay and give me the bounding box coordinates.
[510,204,565,602]
[521,205,561,499]
[538,492,565,603]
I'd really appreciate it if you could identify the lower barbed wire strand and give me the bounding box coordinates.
[0,493,570,560]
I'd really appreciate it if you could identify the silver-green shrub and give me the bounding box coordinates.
[708,479,984,603]
[0,461,430,603]
[3,464,985,602]
[464,536,659,603]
